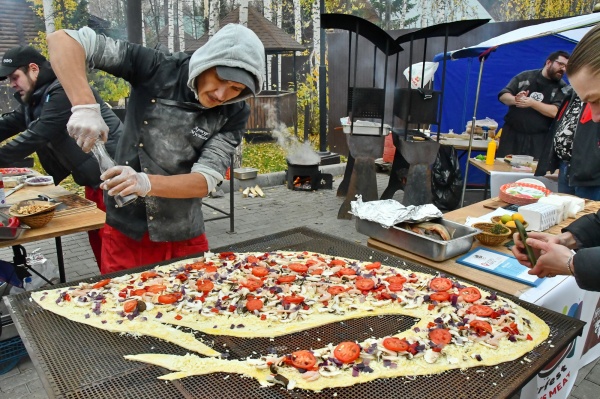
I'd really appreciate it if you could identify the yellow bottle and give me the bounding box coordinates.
[486,139,497,165]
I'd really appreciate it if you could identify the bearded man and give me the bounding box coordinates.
[497,51,571,159]
[0,46,123,267]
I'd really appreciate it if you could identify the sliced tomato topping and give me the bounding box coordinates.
[131,289,147,297]
[291,350,317,369]
[470,320,493,336]
[202,265,218,273]
[246,255,260,264]
[467,305,494,317]
[305,259,320,266]
[241,277,263,291]
[337,268,357,277]
[246,298,263,311]
[157,294,179,305]
[385,275,407,285]
[388,282,404,292]
[123,299,138,313]
[92,279,111,289]
[382,337,409,352]
[175,273,188,282]
[251,266,269,277]
[430,291,450,302]
[288,263,309,273]
[277,275,297,284]
[309,268,324,275]
[364,261,381,270]
[327,285,347,295]
[196,279,214,292]
[355,278,375,291]
[219,251,236,260]
[429,277,453,292]
[283,294,305,304]
[146,284,167,294]
[429,328,452,346]
[459,287,481,303]
[189,262,208,270]
[329,259,347,266]
[333,341,361,363]
[140,271,159,280]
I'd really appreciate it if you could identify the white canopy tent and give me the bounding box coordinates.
[433,13,600,206]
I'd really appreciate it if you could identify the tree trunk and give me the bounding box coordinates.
[312,0,320,94]
[208,0,220,37]
[264,0,272,90]
[42,0,55,33]
[239,0,249,26]
[168,0,175,52]
[293,0,301,44]
[177,0,185,51]
[127,0,143,44]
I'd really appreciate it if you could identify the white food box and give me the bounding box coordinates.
[517,203,559,231]
[340,117,391,136]
[538,195,568,222]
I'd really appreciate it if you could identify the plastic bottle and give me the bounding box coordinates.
[23,276,33,291]
[486,139,497,165]
[0,172,6,207]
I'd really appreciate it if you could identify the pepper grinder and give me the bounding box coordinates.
[91,142,138,208]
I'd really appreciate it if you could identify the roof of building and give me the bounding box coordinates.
[0,0,40,57]
[188,7,305,53]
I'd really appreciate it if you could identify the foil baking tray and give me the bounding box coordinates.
[356,217,480,261]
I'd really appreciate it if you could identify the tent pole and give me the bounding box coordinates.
[459,57,486,208]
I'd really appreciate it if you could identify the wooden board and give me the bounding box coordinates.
[53,193,97,217]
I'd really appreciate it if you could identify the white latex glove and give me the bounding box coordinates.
[68,104,108,152]
[100,166,152,197]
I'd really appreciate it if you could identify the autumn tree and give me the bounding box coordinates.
[491,0,596,21]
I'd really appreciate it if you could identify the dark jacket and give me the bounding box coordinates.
[537,92,600,187]
[563,211,600,291]
[0,64,123,188]
[67,26,263,242]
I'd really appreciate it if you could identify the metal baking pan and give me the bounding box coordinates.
[0,213,26,240]
[233,167,259,180]
[356,217,480,261]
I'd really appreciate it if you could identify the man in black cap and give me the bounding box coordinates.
[47,24,265,273]
[0,45,123,268]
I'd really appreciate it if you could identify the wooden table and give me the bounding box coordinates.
[468,158,558,199]
[367,196,598,297]
[0,184,105,282]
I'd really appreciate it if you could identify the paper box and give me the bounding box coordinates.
[518,203,558,231]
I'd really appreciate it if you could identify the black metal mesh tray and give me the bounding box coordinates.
[4,227,584,399]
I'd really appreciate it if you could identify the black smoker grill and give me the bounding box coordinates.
[286,161,333,191]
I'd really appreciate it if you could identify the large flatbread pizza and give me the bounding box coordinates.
[31,250,549,392]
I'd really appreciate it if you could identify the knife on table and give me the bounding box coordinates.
[5,183,25,197]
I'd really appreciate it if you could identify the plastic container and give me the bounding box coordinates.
[0,336,28,375]
[511,155,534,166]
[0,172,6,207]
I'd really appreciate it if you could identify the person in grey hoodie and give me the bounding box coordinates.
[46,24,265,274]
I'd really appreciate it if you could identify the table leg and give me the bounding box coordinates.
[55,237,66,283]
[484,175,490,200]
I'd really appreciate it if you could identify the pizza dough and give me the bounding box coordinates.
[31,250,549,391]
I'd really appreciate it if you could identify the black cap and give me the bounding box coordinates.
[0,46,46,80]
[216,66,257,95]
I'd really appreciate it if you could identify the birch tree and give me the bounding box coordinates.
[293,0,302,43]
[178,0,185,51]
[239,0,249,26]
[168,0,175,51]
[311,0,320,94]
[42,0,55,33]
[264,0,273,90]
[208,0,221,36]
[277,0,283,91]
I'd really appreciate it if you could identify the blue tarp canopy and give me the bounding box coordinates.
[429,14,600,193]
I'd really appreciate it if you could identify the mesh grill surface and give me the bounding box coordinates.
[6,227,584,399]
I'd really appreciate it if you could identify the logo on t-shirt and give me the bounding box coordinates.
[190,126,210,140]
[530,92,544,102]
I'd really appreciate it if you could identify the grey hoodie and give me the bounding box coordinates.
[187,24,265,102]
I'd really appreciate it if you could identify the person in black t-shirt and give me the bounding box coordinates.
[497,51,570,160]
